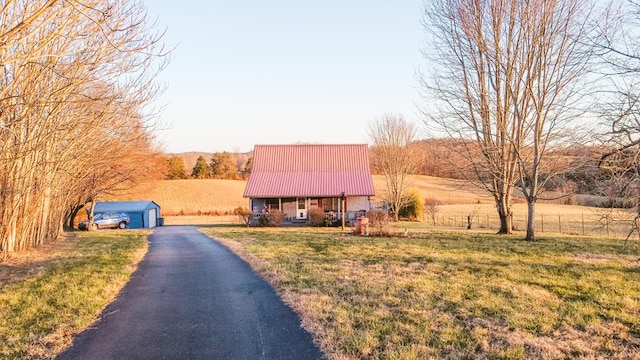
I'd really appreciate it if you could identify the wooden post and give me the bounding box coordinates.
[559,214,562,234]
[341,192,346,231]
[582,213,585,235]
[541,214,544,232]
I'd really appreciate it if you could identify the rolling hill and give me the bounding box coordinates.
[124,175,541,215]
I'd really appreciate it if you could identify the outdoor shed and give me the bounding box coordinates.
[94,201,161,229]
[243,144,376,224]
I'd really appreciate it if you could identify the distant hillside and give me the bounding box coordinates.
[167,152,213,172]
[124,175,491,215]
[122,175,612,219]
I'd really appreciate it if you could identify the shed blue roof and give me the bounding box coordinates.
[94,201,160,213]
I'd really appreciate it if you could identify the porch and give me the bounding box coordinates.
[249,196,370,226]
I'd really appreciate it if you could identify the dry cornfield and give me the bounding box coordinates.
[124,179,248,215]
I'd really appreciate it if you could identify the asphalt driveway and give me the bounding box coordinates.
[58,226,324,360]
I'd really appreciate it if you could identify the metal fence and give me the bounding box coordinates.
[163,215,239,225]
[426,211,636,239]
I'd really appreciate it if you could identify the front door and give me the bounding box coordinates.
[296,198,307,220]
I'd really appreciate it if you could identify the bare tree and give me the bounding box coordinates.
[593,1,640,243]
[421,0,609,240]
[368,114,421,222]
[0,0,168,255]
[424,197,441,226]
[232,147,250,178]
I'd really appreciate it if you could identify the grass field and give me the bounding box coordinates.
[202,226,640,360]
[126,177,635,237]
[0,231,148,359]
[125,179,248,215]
[381,175,494,205]
[127,176,614,211]
[126,176,492,214]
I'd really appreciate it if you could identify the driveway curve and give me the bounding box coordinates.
[58,225,324,360]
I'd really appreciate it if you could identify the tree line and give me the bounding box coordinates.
[0,0,167,257]
[165,153,253,180]
[166,138,631,204]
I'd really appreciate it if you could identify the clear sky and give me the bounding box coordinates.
[145,1,427,154]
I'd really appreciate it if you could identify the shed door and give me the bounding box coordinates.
[296,198,307,220]
[148,208,157,228]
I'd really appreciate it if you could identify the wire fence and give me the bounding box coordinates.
[164,215,239,226]
[163,210,638,240]
[425,211,636,239]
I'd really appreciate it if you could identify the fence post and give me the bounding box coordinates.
[582,213,585,235]
[559,214,562,234]
[541,214,544,232]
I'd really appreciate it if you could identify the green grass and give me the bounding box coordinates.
[202,226,640,360]
[0,231,148,359]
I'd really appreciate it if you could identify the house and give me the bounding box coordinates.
[94,201,162,229]
[243,144,375,223]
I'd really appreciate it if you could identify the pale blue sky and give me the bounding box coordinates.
[146,1,427,153]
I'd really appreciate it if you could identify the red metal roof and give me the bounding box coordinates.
[243,144,375,197]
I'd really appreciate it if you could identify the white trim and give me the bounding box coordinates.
[296,197,308,220]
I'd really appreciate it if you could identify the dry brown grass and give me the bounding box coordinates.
[373,174,494,205]
[124,179,248,215]
[126,176,494,215]
[125,177,636,237]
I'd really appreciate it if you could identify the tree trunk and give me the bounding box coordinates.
[525,200,536,241]
[497,213,512,234]
[65,204,84,230]
[87,200,96,231]
[495,193,512,234]
[392,204,399,222]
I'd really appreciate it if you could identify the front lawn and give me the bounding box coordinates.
[0,231,148,359]
[202,227,640,359]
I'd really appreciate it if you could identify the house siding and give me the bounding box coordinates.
[347,196,370,212]
[128,212,144,229]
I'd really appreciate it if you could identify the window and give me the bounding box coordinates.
[323,198,339,212]
[265,198,280,211]
[297,198,306,210]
